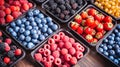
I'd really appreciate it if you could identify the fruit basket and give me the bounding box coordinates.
[31,29,89,67]
[0,0,36,26]
[91,0,120,20]
[0,30,25,67]
[42,0,87,23]
[96,24,120,67]
[68,4,117,46]
[5,8,60,50]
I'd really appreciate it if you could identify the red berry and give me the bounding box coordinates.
[72,42,79,47]
[53,34,60,42]
[64,41,72,49]
[13,1,21,6]
[4,57,10,64]
[34,53,42,62]
[0,31,2,37]
[4,8,11,15]
[22,4,29,11]
[6,15,14,23]
[28,3,33,8]
[4,43,10,52]
[12,11,22,19]
[44,44,50,50]
[50,44,57,51]
[0,0,4,6]
[16,6,20,11]
[15,49,22,56]
[74,14,82,24]
[62,65,67,67]
[10,6,17,12]
[52,51,60,58]
[77,26,83,34]
[44,61,52,67]
[58,40,64,48]
[69,47,76,55]
[5,38,12,45]
[69,38,75,44]
[75,51,83,59]
[19,0,28,4]
[75,43,85,52]
[58,32,65,39]
[61,48,68,55]
[48,38,55,45]
[38,48,44,54]
[47,55,54,62]
[64,62,70,67]
[62,35,69,42]
[54,58,61,65]
[64,54,72,61]
[0,18,5,25]
[0,10,5,18]
[70,57,77,65]
[44,49,51,56]
[42,57,47,63]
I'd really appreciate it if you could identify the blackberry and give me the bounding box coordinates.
[56,8,61,14]
[59,5,66,10]
[48,0,55,6]
[0,61,6,67]
[51,3,57,10]
[70,10,75,14]
[77,0,83,5]
[11,45,17,50]
[7,51,14,58]
[63,10,70,15]
[0,37,3,40]
[0,43,5,53]
[65,3,71,10]
[70,0,76,4]
[65,15,70,20]
[44,5,50,10]
[59,0,65,5]
[65,0,70,3]
[60,13,65,19]
[72,3,78,10]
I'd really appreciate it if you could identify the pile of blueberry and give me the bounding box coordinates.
[44,0,85,21]
[0,31,23,67]
[7,9,59,49]
[98,24,120,66]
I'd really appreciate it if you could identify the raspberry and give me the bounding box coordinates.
[38,48,44,54]
[15,49,22,56]
[4,8,11,15]
[34,53,42,62]
[70,57,77,65]
[0,6,5,10]
[0,10,5,18]
[4,43,10,52]
[48,38,55,45]
[50,44,57,51]
[52,51,60,58]
[54,58,61,65]
[64,41,72,49]
[44,49,51,56]
[44,61,52,67]
[28,3,33,8]
[16,6,20,11]
[58,32,65,39]
[12,11,22,19]
[69,47,76,55]
[58,40,64,48]
[62,36,69,42]
[22,4,29,11]
[42,57,47,63]
[72,42,79,47]
[4,3,10,7]
[5,38,12,45]
[44,44,50,50]
[0,0,4,6]
[69,38,75,44]
[4,57,10,64]
[61,48,68,55]
[47,55,54,62]
[75,43,85,52]
[64,54,72,61]
[62,65,67,67]
[10,6,17,12]
[0,18,5,25]
[64,62,70,67]
[6,15,14,23]
[75,51,83,59]
[19,0,28,4]
[53,34,60,42]
[13,1,21,6]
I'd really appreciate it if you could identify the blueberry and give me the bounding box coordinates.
[117,24,120,30]
[107,45,112,49]
[109,56,114,60]
[48,21,53,26]
[27,42,35,48]
[115,48,120,56]
[28,17,34,22]
[107,36,114,40]
[20,24,25,28]
[41,27,47,33]
[24,30,30,36]
[100,44,104,47]
[19,28,25,33]
[108,40,114,45]
[103,45,108,51]
[10,22,16,27]
[16,19,22,26]
[31,22,37,26]
[37,30,41,35]
[51,24,58,31]
[25,21,30,26]
[32,34,39,39]
[27,11,33,17]
[46,17,52,23]
[110,33,115,37]
[22,41,27,46]
[39,35,45,41]
[114,44,119,49]
[115,37,120,42]
[116,32,120,37]
[114,29,118,33]
[103,39,108,43]
[31,29,37,34]
[114,59,119,64]
[21,18,27,23]
[103,51,109,56]
[26,26,32,30]
[12,31,17,37]
[25,36,31,42]
[118,42,120,46]
[14,26,20,32]
[19,34,25,41]
[31,39,38,43]
[47,28,53,34]
[33,9,40,15]
[35,17,41,24]
[37,13,44,19]
[38,24,43,28]
[8,28,14,32]
[44,33,49,37]
[33,26,39,30]
[98,47,103,53]
[41,18,47,24]
[43,24,48,28]
[109,50,115,56]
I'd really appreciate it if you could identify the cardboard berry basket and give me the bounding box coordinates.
[96,24,120,67]
[42,0,87,23]
[5,8,60,51]
[0,0,36,27]
[68,4,117,47]
[31,29,89,67]
[90,0,120,20]
[0,29,25,67]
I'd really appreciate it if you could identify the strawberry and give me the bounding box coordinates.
[95,32,103,39]
[103,22,113,31]
[74,14,82,24]
[70,21,79,30]
[85,34,93,42]
[76,26,83,34]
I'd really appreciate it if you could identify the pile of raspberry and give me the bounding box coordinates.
[0,31,23,67]
[0,0,33,25]
[34,31,85,67]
